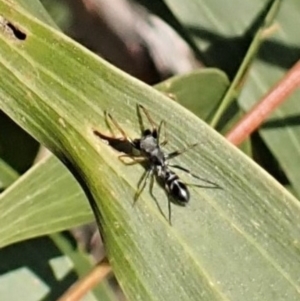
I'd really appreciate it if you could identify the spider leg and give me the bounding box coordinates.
[134,168,153,203]
[157,120,168,146]
[167,195,172,225]
[104,111,134,143]
[168,164,220,188]
[137,104,158,132]
[137,104,168,145]
[119,155,147,165]
[166,143,198,160]
[148,173,169,223]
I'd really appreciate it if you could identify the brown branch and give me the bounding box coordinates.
[225,60,300,145]
[56,257,112,301]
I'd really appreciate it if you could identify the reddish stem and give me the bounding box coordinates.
[57,258,111,301]
[225,60,300,145]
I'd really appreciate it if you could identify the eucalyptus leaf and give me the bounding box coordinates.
[238,1,300,198]
[0,3,300,301]
[51,233,117,301]
[0,155,92,247]
[0,236,115,301]
[155,68,229,124]
[0,69,229,247]
[12,0,58,28]
[0,158,18,190]
[155,70,251,154]
[155,0,300,198]
[159,0,279,69]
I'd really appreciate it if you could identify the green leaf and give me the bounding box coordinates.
[0,237,73,301]
[0,236,115,301]
[0,69,229,247]
[238,0,300,198]
[154,0,300,198]
[0,155,92,247]
[51,233,118,301]
[0,2,300,301]
[159,0,279,60]
[0,158,18,190]
[155,69,251,154]
[155,68,229,124]
[12,0,58,28]
[209,0,281,127]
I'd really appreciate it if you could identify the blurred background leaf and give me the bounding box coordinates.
[0,158,18,190]
[0,0,300,301]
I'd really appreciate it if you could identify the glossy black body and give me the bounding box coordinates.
[132,128,190,205]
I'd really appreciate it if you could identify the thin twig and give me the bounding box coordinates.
[225,60,300,145]
[56,257,112,301]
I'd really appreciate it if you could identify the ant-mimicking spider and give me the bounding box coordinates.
[94,104,218,223]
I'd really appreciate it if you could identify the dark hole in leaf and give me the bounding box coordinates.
[6,22,26,40]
